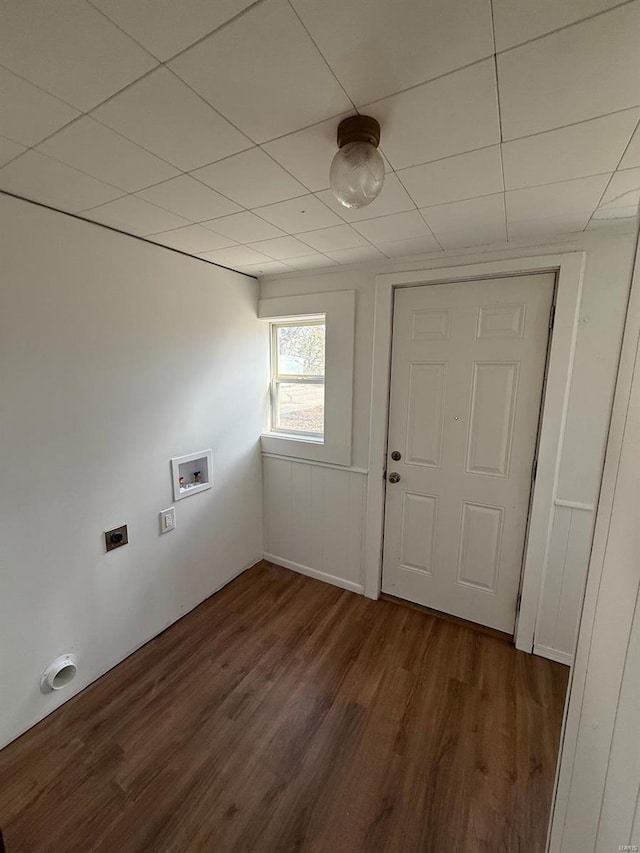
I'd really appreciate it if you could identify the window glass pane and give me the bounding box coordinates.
[276,382,324,434]
[276,323,325,376]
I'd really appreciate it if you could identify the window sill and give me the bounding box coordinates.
[262,432,324,445]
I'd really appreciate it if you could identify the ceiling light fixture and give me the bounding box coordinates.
[330,115,385,209]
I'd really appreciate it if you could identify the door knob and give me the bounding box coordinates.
[388,472,401,484]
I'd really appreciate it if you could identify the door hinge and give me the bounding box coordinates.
[531,456,538,483]
[515,591,522,620]
[549,303,556,331]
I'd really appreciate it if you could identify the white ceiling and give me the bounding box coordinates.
[1,0,639,276]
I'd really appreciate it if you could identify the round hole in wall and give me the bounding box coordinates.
[40,654,78,693]
[51,662,77,689]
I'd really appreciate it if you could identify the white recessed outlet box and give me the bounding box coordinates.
[171,449,213,501]
[160,507,176,534]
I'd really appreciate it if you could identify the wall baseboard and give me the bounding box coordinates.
[533,643,573,666]
[263,553,365,595]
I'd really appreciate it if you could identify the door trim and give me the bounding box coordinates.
[363,252,586,655]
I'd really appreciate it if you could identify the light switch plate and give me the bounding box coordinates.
[160,507,175,534]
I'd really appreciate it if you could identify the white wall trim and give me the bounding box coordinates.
[261,452,367,475]
[258,289,356,466]
[547,225,640,852]
[533,644,573,666]
[363,253,587,660]
[264,553,365,595]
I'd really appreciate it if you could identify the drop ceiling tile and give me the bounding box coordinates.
[169,0,352,142]
[147,225,237,254]
[0,136,26,168]
[248,236,312,259]
[0,67,80,148]
[316,174,415,222]
[236,260,295,275]
[286,254,339,270]
[137,175,241,222]
[0,151,122,212]
[353,210,437,245]
[299,225,370,253]
[202,211,285,243]
[502,111,640,190]
[0,0,156,111]
[398,146,503,208]
[493,0,627,51]
[325,246,385,264]
[377,236,444,258]
[254,194,343,233]
[291,0,493,106]
[505,175,610,222]
[620,122,640,170]
[595,168,640,219]
[92,67,252,171]
[420,194,507,249]
[89,0,258,61]
[497,4,640,140]
[37,116,180,192]
[197,245,273,267]
[508,213,591,242]
[192,148,306,209]
[368,60,500,170]
[262,113,355,192]
[82,195,191,236]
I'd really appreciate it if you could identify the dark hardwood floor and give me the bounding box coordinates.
[0,561,568,853]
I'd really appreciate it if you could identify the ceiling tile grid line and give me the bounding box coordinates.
[167,0,355,143]
[585,114,640,229]
[492,0,636,55]
[0,1,158,111]
[488,0,510,242]
[88,0,267,65]
[284,0,358,113]
[0,60,82,114]
[85,0,179,62]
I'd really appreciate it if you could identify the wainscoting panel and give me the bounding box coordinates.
[263,455,366,593]
[534,500,596,664]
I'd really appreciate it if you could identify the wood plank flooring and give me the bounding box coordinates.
[0,561,568,853]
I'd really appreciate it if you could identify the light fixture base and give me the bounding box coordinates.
[336,115,381,149]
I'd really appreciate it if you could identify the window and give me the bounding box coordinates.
[271,319,326,438]
[259,289,354,466]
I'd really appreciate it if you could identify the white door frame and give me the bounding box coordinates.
[363,252,586,653]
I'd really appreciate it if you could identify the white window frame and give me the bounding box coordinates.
[270,317,326,439]
[259,290,355,466]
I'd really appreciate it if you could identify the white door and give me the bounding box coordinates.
[381,274,555,633]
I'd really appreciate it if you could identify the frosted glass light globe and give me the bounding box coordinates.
[330,140,385,209]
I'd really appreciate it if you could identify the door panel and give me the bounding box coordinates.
[405,362,447,467]
[465,361,519,478]
[400,492,438,574]
[381,274,555,633]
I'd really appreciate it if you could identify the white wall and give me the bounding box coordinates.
[549,225,640,852]
[0,194,267,748]
[259,228,636,663]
